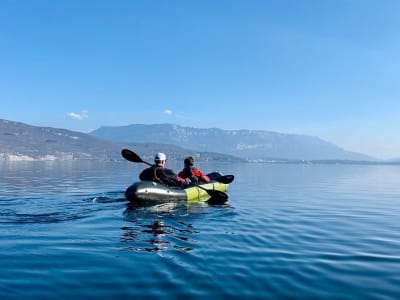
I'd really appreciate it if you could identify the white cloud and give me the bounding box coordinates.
[67,110,88,121]
[164,109,173,115]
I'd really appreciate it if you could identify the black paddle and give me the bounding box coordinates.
[193,183,228,203]
[121,148,152,166]
[121,148,232,203]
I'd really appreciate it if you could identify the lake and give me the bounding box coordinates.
[1,160,400,299]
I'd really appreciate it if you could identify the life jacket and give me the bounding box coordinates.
[179,166,210,183]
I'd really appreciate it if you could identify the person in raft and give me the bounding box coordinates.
[139,152,190,186]
[178,156,211,184]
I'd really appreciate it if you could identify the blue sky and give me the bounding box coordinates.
[1,0,399,159]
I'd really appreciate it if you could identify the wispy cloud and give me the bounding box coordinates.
[163,108,192,121]
[164,109,173,115]
[67,110,88,121]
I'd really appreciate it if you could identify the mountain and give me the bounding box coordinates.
[0,119,243,162]
[0,119,122,161]
[90,123,375,161]
[0,119,377,162]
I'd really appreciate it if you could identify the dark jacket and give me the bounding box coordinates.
[139,165,184,186]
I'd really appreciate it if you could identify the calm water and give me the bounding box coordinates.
[1,160,400,299]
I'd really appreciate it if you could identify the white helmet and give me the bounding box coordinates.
[154,152,167,161]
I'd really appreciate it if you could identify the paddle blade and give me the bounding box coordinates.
[207,190,229,204]
[216,175,235,184]
[208,190,228,202]
[121,149,144,163]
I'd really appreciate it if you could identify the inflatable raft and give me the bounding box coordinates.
[124,180,229,203]
[121,149,233,204]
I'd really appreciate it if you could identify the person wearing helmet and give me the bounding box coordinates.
[178,156,210,183]
[139,152,190,186]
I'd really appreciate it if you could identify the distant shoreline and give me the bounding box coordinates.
[1,155,399,166]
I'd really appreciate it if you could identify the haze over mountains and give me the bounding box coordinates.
[0,118,379,162]
[90,123,374,161]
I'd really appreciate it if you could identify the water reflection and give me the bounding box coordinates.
[119,222,199,252]
[121,204,202,252]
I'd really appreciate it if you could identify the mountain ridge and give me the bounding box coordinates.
[0,119,243,162]
[0,119,121,161]
[0,118,381,162]
[90,123,375,161]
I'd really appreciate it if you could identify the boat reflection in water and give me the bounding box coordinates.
[120,200,214,253]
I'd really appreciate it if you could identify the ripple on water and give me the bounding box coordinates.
[2,163,400,299]
[0,190,127,225]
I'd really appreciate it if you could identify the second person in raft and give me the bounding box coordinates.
[139,152,190,186]
[178,156,210,183]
